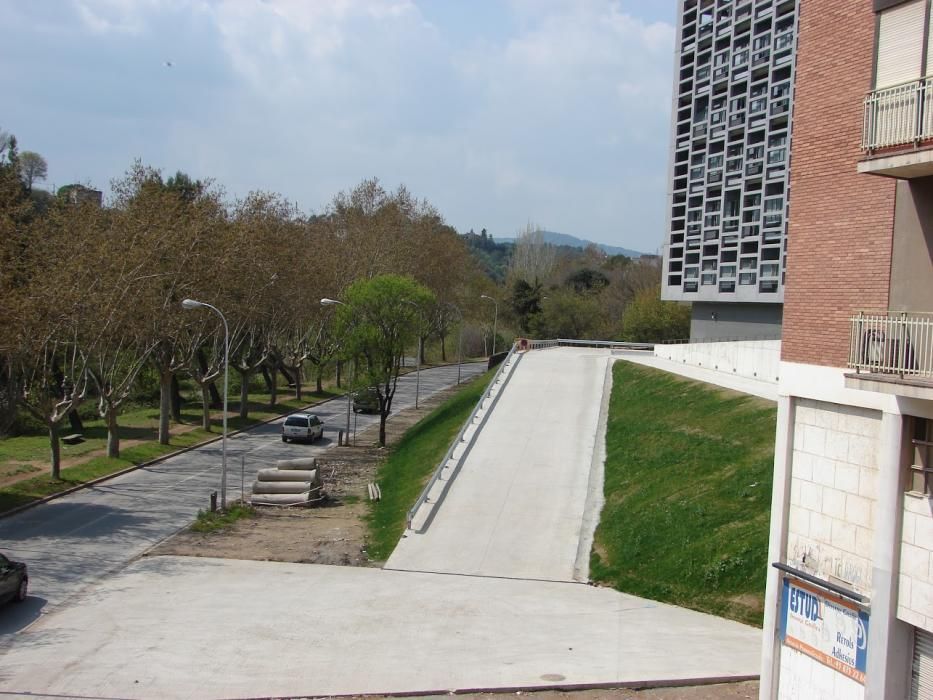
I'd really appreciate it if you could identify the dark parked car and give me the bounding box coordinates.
[0,553,27,605]
[352,387,382,414]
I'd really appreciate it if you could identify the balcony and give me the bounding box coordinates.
[860,78,933,178]
[847,311,933,398]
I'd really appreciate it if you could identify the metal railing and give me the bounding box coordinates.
[863,77,933,150]
[405,342,521,532]
[848,311,933,378]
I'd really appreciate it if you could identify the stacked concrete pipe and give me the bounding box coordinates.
[249,457,324,506]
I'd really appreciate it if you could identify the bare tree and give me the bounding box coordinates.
[508,222,556,285]
[19,151,47,192]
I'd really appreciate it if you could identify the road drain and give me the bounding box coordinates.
[540,673,566,682]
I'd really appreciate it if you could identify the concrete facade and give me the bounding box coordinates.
[689,301,783,341]
[661,0,799,339]
[654,338,780,383]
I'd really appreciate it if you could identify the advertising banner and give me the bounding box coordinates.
[779,577,869,684]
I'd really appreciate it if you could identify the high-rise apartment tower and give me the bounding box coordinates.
[661,0,798,339]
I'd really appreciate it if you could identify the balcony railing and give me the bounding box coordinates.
[849,311,933,378]
[862,78,933,150]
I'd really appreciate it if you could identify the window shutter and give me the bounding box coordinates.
[876,0,926,88]
[912,628,933,700]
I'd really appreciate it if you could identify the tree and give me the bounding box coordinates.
[19,152,47,193]
[620,286,691,343]
[335,275,434,446]
[508,222,555,285]
[509,278,543,333]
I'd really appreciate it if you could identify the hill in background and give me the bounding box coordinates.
[496,230,648,259]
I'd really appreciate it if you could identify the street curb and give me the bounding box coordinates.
[0,394,346,521]
[228,675,761,699]
[0,362,487,521]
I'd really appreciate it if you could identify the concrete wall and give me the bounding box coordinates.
[899,493,933,632]
[778,645,864,700]
[689,302,783,341]
[890,178,933,313]
[786,399,880,597]
[654,339,780,383]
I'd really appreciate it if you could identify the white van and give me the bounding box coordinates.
[281,413,324,443]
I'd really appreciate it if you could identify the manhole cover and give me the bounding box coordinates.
[540,674,566,682]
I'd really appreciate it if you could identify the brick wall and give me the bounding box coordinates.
[782,0,897,366]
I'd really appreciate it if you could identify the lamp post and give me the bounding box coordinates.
[402,300,422,409]
[321,298,353,444]
[447,302,464,384]
[181,298,229,510]
[480,294,498,356]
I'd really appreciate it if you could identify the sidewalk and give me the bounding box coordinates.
[0,556,762,699]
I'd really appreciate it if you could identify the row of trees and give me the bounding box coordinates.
[0,142,490,473]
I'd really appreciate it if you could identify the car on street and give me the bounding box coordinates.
[281,413,325,443]
[0,553,27,605]
[352,386,382,414]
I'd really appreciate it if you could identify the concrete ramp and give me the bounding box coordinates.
[386,347,610,582]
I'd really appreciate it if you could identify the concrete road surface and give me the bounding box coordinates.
[0,362,486,636]
[387,347,610,582]
[0,556,762,700]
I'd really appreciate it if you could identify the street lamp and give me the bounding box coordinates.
[321,298,352,444]
[447,302,464,385]
[480,294,498,356]
[181,298,229,510]
[402,300,422,409]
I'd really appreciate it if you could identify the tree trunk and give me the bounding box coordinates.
[201,384,212,432]
[261,366,273,393]
[316,365,324,394]
[292,366,302,401]
[158,370,172,445]
[440,332,447,362]
[419,336,426,365]
[237,369,251,419]
[267,363,277,407]
[49,421,61,479]
[170,374,182,422]
[378,413,387,447]
[198,350,222,408]
[68,408,84,432]
[335,360,342,389]
[106,407,120,458]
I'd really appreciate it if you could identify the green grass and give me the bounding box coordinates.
[366,370,493,561]
[0,389,340,515]
[590,361,777,627]
[191,503,256,533]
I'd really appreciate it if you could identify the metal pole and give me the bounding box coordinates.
[492,301,498,356]
[241,454,245,504]
[457,323,463,385]
[415,333,421,409]
[346,359,353,442]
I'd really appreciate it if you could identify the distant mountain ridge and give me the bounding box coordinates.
[497,230,648,258]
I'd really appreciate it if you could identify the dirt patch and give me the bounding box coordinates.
[147,385,463,566]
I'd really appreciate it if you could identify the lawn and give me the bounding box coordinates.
[366,369,493,561]
[0,388,339,515]
[590,361,777,626]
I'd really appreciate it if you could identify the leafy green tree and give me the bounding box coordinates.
[530,288,604,339]
[509,278,542,332]
[566,268,609,294]
[620,285,690,343]
[335,275,434,446]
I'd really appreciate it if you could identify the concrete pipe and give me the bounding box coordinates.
[250,492,310,506]
[251,481,313,494]
[275,457,317,470]
[256,468,317,482]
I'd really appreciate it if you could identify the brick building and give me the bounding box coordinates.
[661,0,797,340]
[760,0,933,697]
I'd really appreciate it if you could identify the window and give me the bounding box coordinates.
[908,416,933,495]
[875,0,926,89]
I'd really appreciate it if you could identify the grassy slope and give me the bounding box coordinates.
[590,361,777,626]
[366,370,493,561]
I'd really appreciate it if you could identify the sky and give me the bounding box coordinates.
[0,1,676,253]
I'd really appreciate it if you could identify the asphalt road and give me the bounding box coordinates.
[0,362,487,637]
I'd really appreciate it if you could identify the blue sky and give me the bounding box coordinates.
[1,1,675,253]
